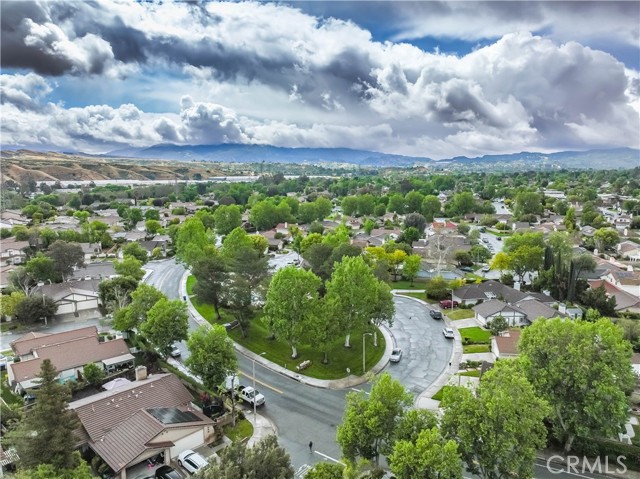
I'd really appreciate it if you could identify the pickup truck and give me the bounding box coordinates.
[235,385,265,407]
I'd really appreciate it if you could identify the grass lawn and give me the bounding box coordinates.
[224,419,253,443]
[397,292,428,302]
[1,372,23,406]
[186,275,197,296]
[458,369,481,377]
[446,309,475,320]
[431,385,452,401]
[190,292,386,380]
[386,279,427,290]
[463,344,491,354]
[464,273,485,282]
[458,326,491,344]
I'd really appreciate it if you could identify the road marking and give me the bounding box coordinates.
[313,451,345,466]
[295,464,312,478]
[238,371,284,394]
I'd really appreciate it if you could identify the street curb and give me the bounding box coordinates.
[180,269,394,390]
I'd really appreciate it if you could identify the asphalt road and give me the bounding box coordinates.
[145,259,619,479]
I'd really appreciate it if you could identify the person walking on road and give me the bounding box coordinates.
[309,441,313,453]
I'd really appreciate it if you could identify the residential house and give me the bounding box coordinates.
[605,269,640,297]
[275,223,293,237]
[614,215,633,231]
[70,262,117,281]
[452,280,554,306]
[69,371,218,479]
[581,225,597,237]
[112,231,147,242]
[36,279,102,317]
[0,237,30,267]
[7,326,133,394]
[472,299,527,327]
[618,241,640,261]
[587,279,640,313]
[369,228,401,243]
[0,210,29,229]
[543,190,566,200]
[79,242,102,260]
[259,230,284,251]
[492,329,521,359]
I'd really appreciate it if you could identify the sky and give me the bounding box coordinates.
[1,0,639,160]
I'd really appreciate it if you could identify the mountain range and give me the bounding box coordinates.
[106,144,639,170]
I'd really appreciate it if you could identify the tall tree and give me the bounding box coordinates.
[14,294,57,324]
[98,276,138,313]
[263,266,321,358]
[113,283,165,332]
[421,195,441,222]
[8,360,79,470]
[121,241,149,264]
[519,318,635,453]
[213,204,242,235]
[0,291,26,319]
[25,253,56,283]
[192,253,228,321]
[369,281,395,347]
[389,427,462,479]
[113,256,145,282]
[441,360,549,479]
[139,298,189,355]
[337,373,412,465]
[186,325,237,391]
[47,241,84,281]
[175,217,213,266]
[326,256,377,347]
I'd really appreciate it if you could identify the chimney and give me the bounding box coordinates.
[558,303,567,314]
[135,366,148,381]
[513,281,521,291]
[284,222,288,229]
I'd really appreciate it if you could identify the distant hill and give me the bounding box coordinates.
[107,143,431,167]
[107,143,639,170]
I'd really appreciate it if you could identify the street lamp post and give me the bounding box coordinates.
[362,333,373,375]
[252,352,266,425]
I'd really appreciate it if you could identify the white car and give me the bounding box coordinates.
[390,348,403,363]
[178,449,209,474]
[443,328,455,339]
[169,344,181,358]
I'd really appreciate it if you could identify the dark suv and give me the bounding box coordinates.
[429,310,443,320]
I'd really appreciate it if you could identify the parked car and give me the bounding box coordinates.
[429,310,443,320]
[482,237,489,243]
[439,299,459,309]
[155,465,181,479]
[482,265,490,272]
[479,227,486,233]
[178,449,209,474]
[497,236,502,241]
[390,348,403,363]
[459,266,474,272]
[443,328,455,339]
[169,344,181,358]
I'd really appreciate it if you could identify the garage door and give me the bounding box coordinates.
[170,430,204,458]
[76,299,98,312]
[56,303,75,315]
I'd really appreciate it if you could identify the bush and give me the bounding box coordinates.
[572,437,640,470]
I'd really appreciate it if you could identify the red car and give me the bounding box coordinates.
[439,299,459,309]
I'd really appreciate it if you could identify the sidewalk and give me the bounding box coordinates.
[247,412,278,447]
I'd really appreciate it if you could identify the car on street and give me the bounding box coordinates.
[155,465,181,479]
[439,299,459,309]
[497,236,502,241]
[459,266,474,272]
[390,348,403,362]
[429,310,443,320]
[482,237,489,243]
[178,449,209,474]
[482,265,490,272]
[443,328,455,339]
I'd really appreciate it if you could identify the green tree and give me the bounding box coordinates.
[315,196,333,220]
[342,196,359,216]
[490,251,511,277]
[402,254,421,286]
[564,206,576,231]
[388,194,405,214]
[139,298,189,355]
[369,281,395,347]
[513,191,543,218]
[0,291,26,319]
[14,294,57,324]
[363,218,376,235]
[337,373,412,465]
[192,254,228,321]
[263,266,321,358]
[326,256,377,347]
[12,453,93,479]
[199,435,293,479]
[357,195,376,216]
[441,360,548,479]
[487,315,508,336]
[82,363,105,387]
[175,217,213,266]
[421,196,441,222]
[144,208,160,220]
[404,191,424,214]
[250,200,281,230]
[305,463,344,479]
[389,427,462,479]
[25,253,57,283]
[47,241,84,280]
[298,202,319,224]
[579,285,617,317]
[509,245,544,282]
[519,318,635,453]
[221,227,254,261]
[186,325,237,391]
[8,360,79,470]
[594,227,620,251]
[113,283,165,331]
[214,204,242,235]
[249,234,269,256]
[425,276,449,300]
[448,192,475,216]
[470,245,492,263]
[121,241,149,264]
[144,219,162,235]
[113,256,145,281]
[301,232,323,252]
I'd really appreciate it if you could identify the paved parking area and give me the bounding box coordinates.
[267,250,300,271]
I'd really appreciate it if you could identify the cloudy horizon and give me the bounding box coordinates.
[1,1,638,160]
